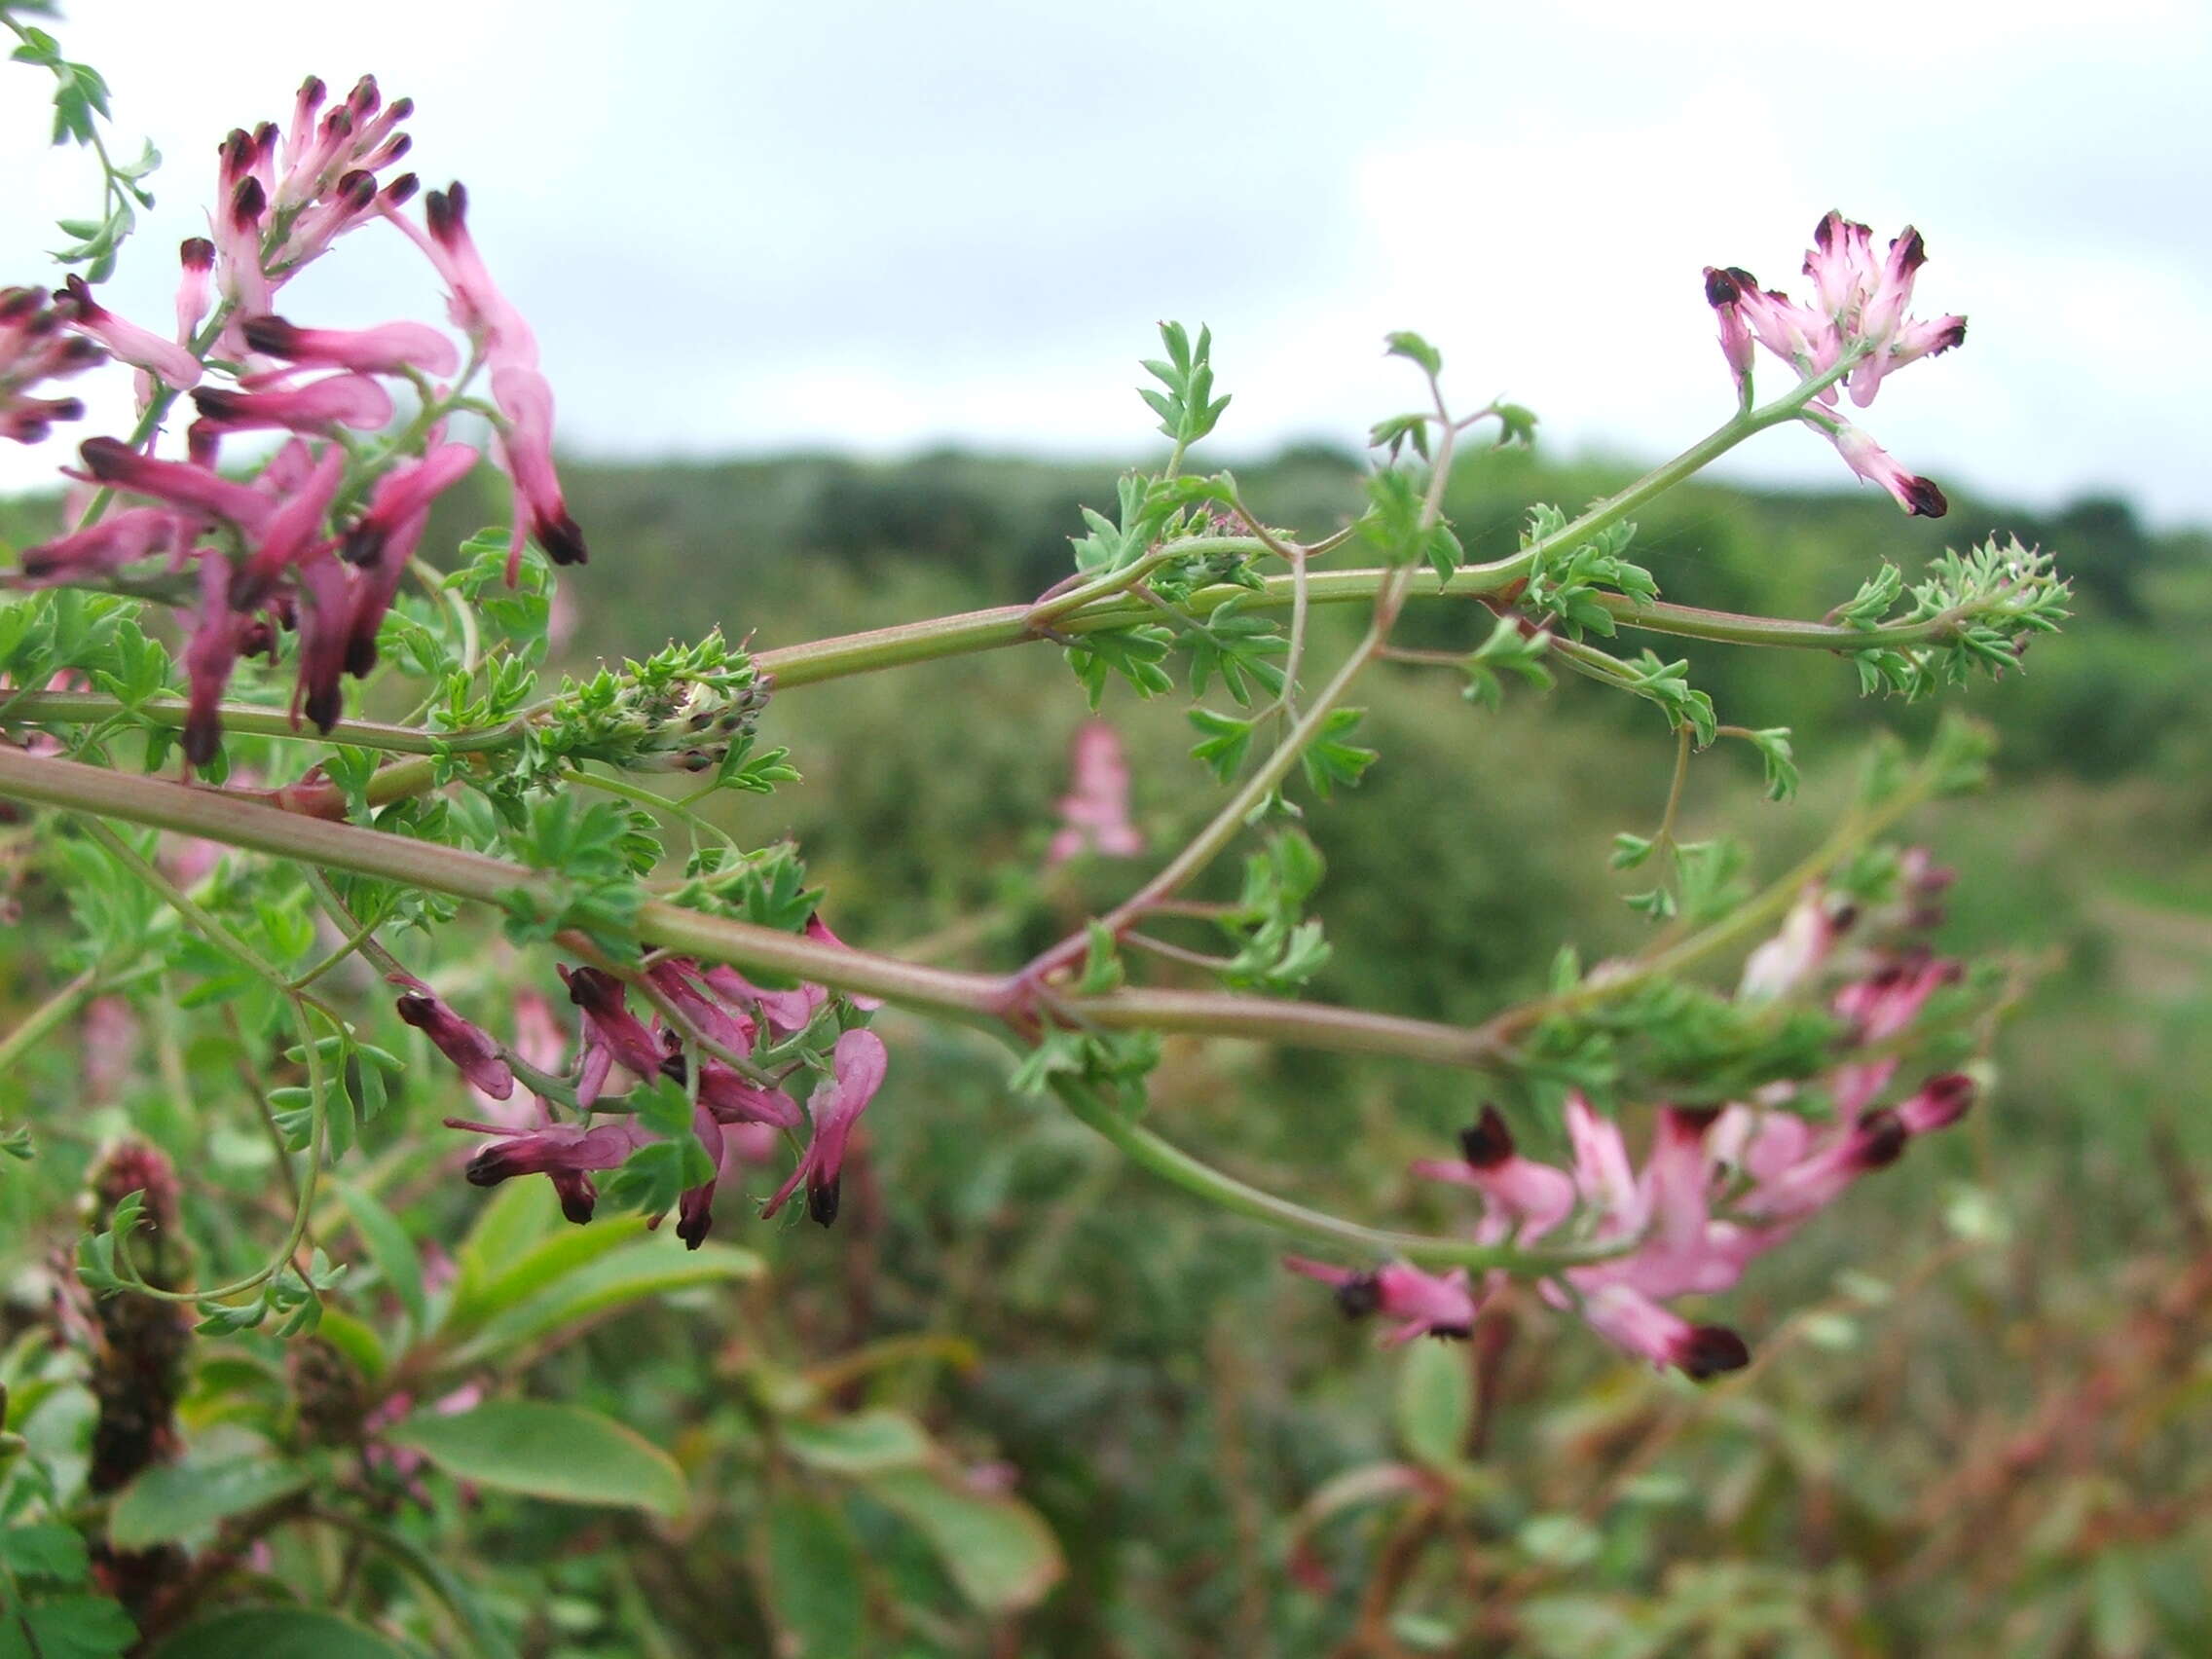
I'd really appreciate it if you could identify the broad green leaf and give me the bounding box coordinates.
[0,1522,89,1582]
[310,1309,387,1385]
[149,1607,409,1659]
[450,1177,560,1311]
[862,1467,1064,1614]
[384,1400,686,1518]
[763,1493,867,1658]
[444,1239,760,1368]
[334,1182,426,1336]
[0,1594,135,1659]
[782,1409,933,1475]
[109,1457,310,1550]
[1394,1340,1472,1472]
[445,1201,645,1335]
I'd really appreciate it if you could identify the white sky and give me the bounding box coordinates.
[4,0,2208,525]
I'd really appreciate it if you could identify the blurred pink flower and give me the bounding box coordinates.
[1047,719,1142,866]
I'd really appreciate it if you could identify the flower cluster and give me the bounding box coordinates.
[1705,212,1967,517]
[1289,860,1975,1379]
[8,75,585,766]
[429,917,887,1244]
[1,285,104,443]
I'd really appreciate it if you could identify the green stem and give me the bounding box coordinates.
[0,964,102,1075]
[1049,1077,1604,1272]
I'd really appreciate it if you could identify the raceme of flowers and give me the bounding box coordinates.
[1289,860,1973,1380]
[1705,212,1967,518]
[6,75,585,766]
[1046,718,1143,866]
[433,916,887,1244]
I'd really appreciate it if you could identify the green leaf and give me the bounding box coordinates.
[109,1457,310,1550]
[1299,707,1378,798]
[147,1608,407,1659]
[782,1409,934,1475]
[383,1400,686,1517]
[444,1238,761,1369]
[333,1182,427,1338]
[861,1467,1065,1614]
[0,1523,89,1583]
[1186,707,1254,783]
[0,1595,135,1659]
[1394,1340,1472,1472]
[1382,330,1442,377]
[763,1494,868,1656]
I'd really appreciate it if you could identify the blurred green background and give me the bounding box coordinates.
[5,444,2210,1656]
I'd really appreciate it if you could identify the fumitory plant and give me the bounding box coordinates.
[0,7,2075,1653]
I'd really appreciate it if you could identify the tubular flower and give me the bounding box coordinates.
[1283,1258,1482,1346]
[1704,212,1965,516]
[73,433,273,533]
[559,966,670,1081]
[18,506,182,587]
[390,974,514,1100]
[191,374,393,438]
[1046,719,1144,866]
[1,285,104,444]
[174,238,216,346]
[390,181,584,574]
[1291,884,1978,1379]
[760,1028,890,1228]
[54,276,202,391]
[242,313,459,378]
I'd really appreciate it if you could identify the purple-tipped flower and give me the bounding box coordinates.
[390,182,585,575]
[1819,416,1948,518]
[1412,1105,1575,1237]
[55,276,202,391]
[760,1028,889,1227]
[1283,1257,1481,1346]
[391,973,514,1099]
[74,434,273,533]
[242,313,460,379]
[1,285,103,444]
[461,1120,648,1225]
[174,239,216,348]
[192,374,393,438]
[18,506,181,587]
[559,965,668,1080]
[1574,1284,1750,1381]
[1702,266,1755,400]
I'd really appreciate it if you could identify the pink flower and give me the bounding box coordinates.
[461,1119,648,1225]
[390,181,584,576]
[174,238,215,346]
[1283,1257,1481,1346]
[1047,719,1143,866]
[1412,1105,1575,1237]
[1704,213,1965,514]
[1738,886,1851,1003]
[1,286,104,445]
[340,441,479,674]
[559,965,669,1080]
[55,276,201,391]
[760,1028,889,1227]
[73,434,273,533]
[1569,1283,1750,1380]
[191,374,393,438]
[17,506,182,587]
[241,313,459,379]
[390,973,514,1100]
[1816,415,1948,518]
[1701,267,1755,399]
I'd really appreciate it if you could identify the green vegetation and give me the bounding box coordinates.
[4,444,2209,1654]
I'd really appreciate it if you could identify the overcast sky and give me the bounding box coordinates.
[4,0,2208,525]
